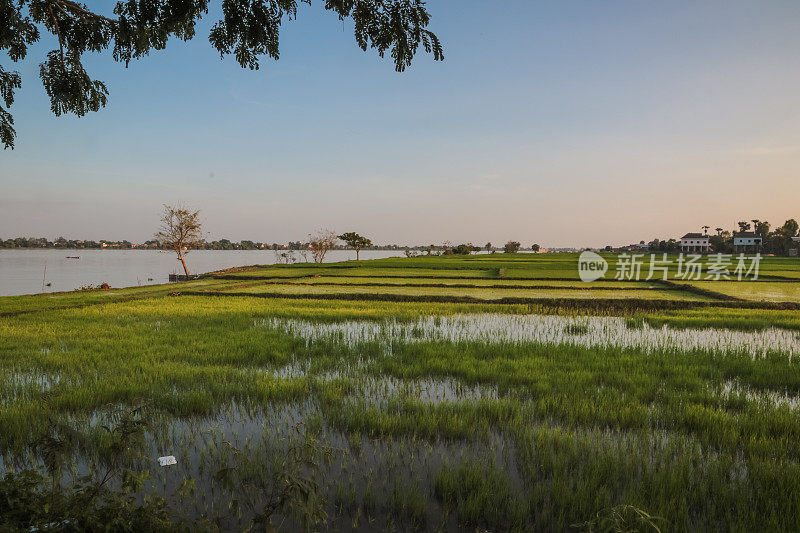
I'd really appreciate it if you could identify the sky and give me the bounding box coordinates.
[2,0,800,248]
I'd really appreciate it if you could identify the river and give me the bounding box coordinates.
[0,249,405,296]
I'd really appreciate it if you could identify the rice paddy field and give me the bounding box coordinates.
[2,252,800,531]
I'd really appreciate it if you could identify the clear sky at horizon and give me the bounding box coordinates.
[3,0,800,248]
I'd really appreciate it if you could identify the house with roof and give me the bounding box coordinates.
[680,233,709,253]
[733,231,762,252]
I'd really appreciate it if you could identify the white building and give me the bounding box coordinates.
[680,233,709,253]
[733,232,762,252]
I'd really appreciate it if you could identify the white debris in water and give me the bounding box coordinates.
[254,314,800,359]
[158,455,177,467]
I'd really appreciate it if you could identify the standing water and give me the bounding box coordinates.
[0,249,404,296]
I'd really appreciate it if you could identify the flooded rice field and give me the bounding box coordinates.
[255,313,800,359]
[4,310,800,530]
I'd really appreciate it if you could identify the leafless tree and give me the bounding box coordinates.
[155,204,202,277]
[308,229,337,263]
[274,250,297,264]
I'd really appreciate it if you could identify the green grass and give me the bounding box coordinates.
[634,306,800,331]
[207,282,712,301]
[2,253,800,530]
[282,275,660,288]
[686,280,800,302]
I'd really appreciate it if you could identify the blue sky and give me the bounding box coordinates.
[3,0,800,247]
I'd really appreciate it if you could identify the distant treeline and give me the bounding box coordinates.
[0,237,405,251]
[648,218,799,255]
[0,237,156,249]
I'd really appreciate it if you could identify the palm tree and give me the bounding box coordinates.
[702,225,710,235]
[715,227,723,236]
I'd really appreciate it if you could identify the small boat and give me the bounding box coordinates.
[66,256,80,259]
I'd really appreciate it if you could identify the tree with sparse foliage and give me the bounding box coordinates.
[531,243,540,252]
[484,242,492,253]
[308,229,337,263]
[338,232,371,261]
[0,0,444,149]
[503,241,520,253]
[155,204,202,277]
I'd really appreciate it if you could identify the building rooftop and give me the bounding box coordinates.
[680,233,708,239]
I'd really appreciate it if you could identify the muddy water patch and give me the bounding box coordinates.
[0,399,520,531]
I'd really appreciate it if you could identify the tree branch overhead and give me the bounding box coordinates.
[0,0,443,149]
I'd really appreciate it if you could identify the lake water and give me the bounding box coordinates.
[0,249,405,296]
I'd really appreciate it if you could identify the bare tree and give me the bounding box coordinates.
[308,229,337,263]
[274,250,297,264]
[155,204,202,277]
